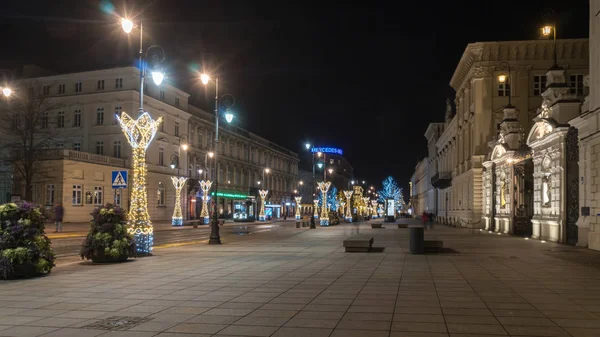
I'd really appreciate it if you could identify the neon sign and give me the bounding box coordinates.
[311,147,343,155]
[210,192,248,199]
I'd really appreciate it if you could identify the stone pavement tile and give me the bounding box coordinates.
[39,327,106,337]
[447,323,507,335]
[337,319,391,330]
[316,293,359,299]
[2,302,50,309]
[303,304,349,312]
[542,310,600,319]
[296,311,345,320]
[260,303,305,311]
[81,304,137,312]
[0,316,43,325]
[271,327,332,337]
[342,312,392,321]
[490,309,545,317]
[166,322,227,334]
[217,302,263,310]
[127,321,179,331]
[552,318,600,328]
[153,333,211,337]
[95,331,158,337]
[497,316,557,326]
[393,314,444,323]
[444,315,500,324]
[41,302,91,310]
[348,306,394,313]
[582,305,600,313]
[0,326,12,332]
[186,315,240,324]
[485,302,536,310]
[442,308,492,316]
[284,318,338,329]
[148,313,197,323]
[269,298,313,305]
[531,303,585,311]
[23,317,88,327]
[160,307,211,315]
[0,308,27,317]
[395,300,440,307]
[216,325,279,336]
[503,325,570,336]
[0,326,59,337]
[441,301,487,309]
[248,310,298,318]
[330,329,389,337]
[389,332,448,337]
[201,308,254,316]
[233,316,290,326]
[395,306,442,315]
[564,327,600,337]
[391,322,448,333]
[308,298,354,306]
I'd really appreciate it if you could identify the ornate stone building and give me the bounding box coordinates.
[410,158,429,216]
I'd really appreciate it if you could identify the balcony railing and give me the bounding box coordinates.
[431,171,452,189]
[40,149,128,168]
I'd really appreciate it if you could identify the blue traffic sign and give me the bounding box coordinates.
[112,170,128,188]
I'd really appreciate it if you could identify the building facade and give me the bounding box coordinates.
[2,66,299,222]
[410,158,429,216]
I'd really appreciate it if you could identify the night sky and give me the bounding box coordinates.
[0,0,589,194]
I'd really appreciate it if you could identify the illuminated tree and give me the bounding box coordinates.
[318,185,338,211]
[378,176,402,204]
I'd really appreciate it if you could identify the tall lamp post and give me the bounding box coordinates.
[498,62,513,107]
[541,9,558,68]
[200,73,234,244]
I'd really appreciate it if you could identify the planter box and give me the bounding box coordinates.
[371,223,383,228]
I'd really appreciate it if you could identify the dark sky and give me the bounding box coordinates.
[0,0,589,194]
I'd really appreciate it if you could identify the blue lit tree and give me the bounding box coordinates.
[377,176,402,204]
[318,186,338,211]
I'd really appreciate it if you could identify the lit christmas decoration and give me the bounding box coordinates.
[200,180,212,224]
[362,197,370,216]
[116,111,162,254]
[371,200,378,218]
[258,189,269,221]
[171,176,188,226]
[317,181,331,226]
[343,190,353,222]
[377,204,383,218]
[313,199,319,219]
[294,196,302,220]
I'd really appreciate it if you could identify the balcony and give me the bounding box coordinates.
[40,149,128,168]
[431,172,452,189]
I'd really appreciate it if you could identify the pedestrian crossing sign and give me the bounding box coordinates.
[112,171,128,188]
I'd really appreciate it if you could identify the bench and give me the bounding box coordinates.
[371,223,383,228]
[424,240,443,253]
[343,235,374,252]
[397,223,408,228]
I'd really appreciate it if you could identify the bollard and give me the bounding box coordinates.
[409,225,425,254]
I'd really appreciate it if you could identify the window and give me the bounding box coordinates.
[113,141,122,158]
[93,186,103,205]
[41,112,49,129]
[75,82,82,93]
[73,142,81,151]
[72,185,82,205]
[97,80,105,90]
[43,86,50,95]
[570,74,584,96]
[57,111,65,128]
[160,90,165,100]
[45,184,54,205]
[533,75,547,96]
[96,108,104,125]
[198,132,203,148]
[58,84,65,94]
[158,148,164,166]
[174,122,179,137]
[115,78,123,89]
[498,81,510,97]
[96,141,104,155]
[157,182,165,206]
[114,189,122,206]
[73,109,81,127]
[175,97,180,107]
[114,106,122,124]
[56,143,64,149]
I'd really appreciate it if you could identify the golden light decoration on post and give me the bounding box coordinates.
[541,25,553,36]
[171,176,188,226]
[313,199,319,219]
[116,111,162,254]
[317,181,331,226]
[362,197,370,216]
[294,196,302,220]
[200,180,212,224]
[343,190,353,222]
[371,200,378,218]
[258,189,269,221]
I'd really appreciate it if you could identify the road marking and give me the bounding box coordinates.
[154,240,208,249]
[47,233,86,239]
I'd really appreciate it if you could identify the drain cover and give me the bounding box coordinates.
[82,316,153,330]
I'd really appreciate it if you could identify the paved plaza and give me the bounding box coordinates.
[1,221,600,337]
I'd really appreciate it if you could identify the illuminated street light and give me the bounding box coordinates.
[225,111,234,123]
[121,18,133,33]
[200,73,210,85]
[305,143,311,150]
[208,151,214,158]
[328,168,333,174]
[2,87,12,97]
[317,162,323,169]
[151,71,164,85]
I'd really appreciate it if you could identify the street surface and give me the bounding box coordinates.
[1,219,600,337]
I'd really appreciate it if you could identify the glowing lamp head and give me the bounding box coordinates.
[264,168,270,174]
[542,25,553,36]
[170,163,176,169]
[121,18,134,33]
[317,151,322,157]
[225,111,234,123]
[498,74,507,83]
[151,71,164,85]
[351,180,355,185]
[257,181,261,185]
[317,162,323,169]
[299,181,304,185]
[293,189,298,194]
[305,143,311,150]
[208,151,214,158]
[2,87,12,97]
[328,168,333,174]
[200,73,210,85]
[198,169,203,174]
[181,143,188,151]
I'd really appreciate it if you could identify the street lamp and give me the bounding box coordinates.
[263,168,271,188]
[200,72,235,244]
[305,143,311,150]
[2,87,12,97]
[541,9,558,68]
[498,62,513,107]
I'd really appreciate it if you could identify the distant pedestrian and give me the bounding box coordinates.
[422,212,428,227]
[428,212,434,230]
[53,203,64,233]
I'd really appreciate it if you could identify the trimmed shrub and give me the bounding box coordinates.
[80,204,135,263]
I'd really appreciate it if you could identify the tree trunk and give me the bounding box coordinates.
[25,179,33,202]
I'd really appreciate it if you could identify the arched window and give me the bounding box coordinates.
[157,182,165,206]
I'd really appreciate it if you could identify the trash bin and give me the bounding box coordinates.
[408,225,424,254]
